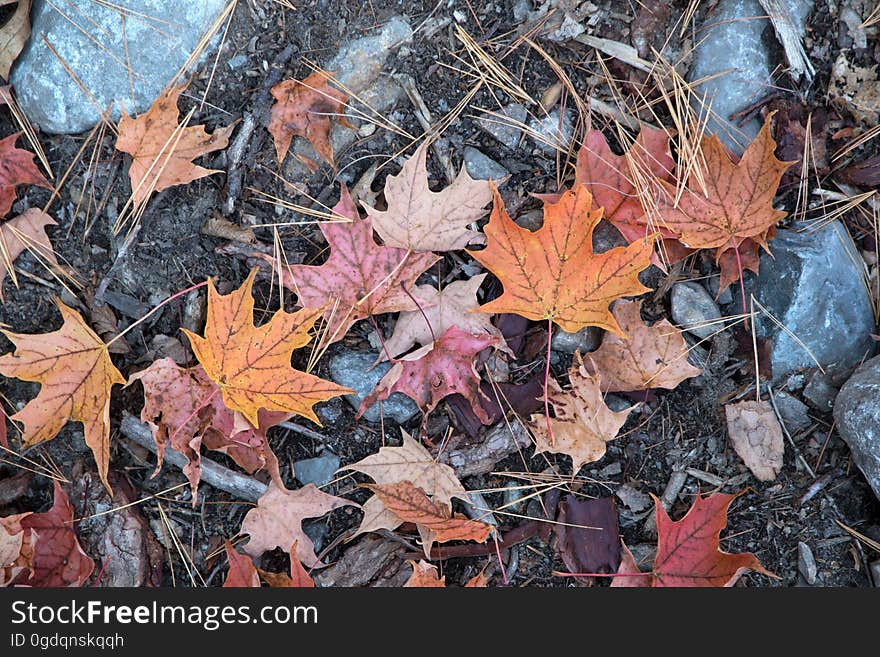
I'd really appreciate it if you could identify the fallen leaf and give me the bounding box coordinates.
[364,481,492,557]
[0,132,52,217]
[0,512,33,586]
[469,184,653,335]
[350,495,404,538]
[724,399,784,482]
[404,559,445,587]
[0,523,23,579]
[0,208,58,300]
[223,540,260,588]
[181,268,352,428]
[380,274,509,360]
[611,492,774,587]
[530,359,633,470]
[364,142,492,251]
[116,85,235,207]
[268,70,352,166]
[257,541,315,588]
[129,358,285,502]
[584,299,702,392]
[0,0,31,80]
[359,326,498,424]
[261,185,438,343]
[12,482,95,587]
[655,116,793,252]
[464,570,489,587]
[240,482,357,568]
[0,301,125,492]
[554,496,621,585]
[716,237,762,297]
[341,430,466,507]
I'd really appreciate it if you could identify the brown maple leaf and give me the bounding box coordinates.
[240,482,357,568]
[116,85,235,207]
[359,326,498,424]
[0,208,58,301]
[0,132,52,217]
[469,184,653,335]
[380,274,510,361]
[584,299,702,392]
[724,399,784,482]
[404,560,445,587]
[223,540,260,588]
[364,480,493,557]
[0,0,31,80]
[655,115,794,252]
[0,301,125,492]
[364,142,493,252]
[268,70,352,166]
[260,185,438,344]
[181,268,352,428]
[530,358,633,470]
[612,491,775,587]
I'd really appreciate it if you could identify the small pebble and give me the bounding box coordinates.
[551,326,601,354]
[528,109,574,154]
[294,452,340,487]
[797,541,818,585]
[463,147,509,181]
[670,281,722,340]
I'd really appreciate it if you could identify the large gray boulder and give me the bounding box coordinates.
[748,220,875,382]
[834,356,880,499]
[10,0,230,134]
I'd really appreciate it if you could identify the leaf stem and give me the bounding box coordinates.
[544,318,556,446]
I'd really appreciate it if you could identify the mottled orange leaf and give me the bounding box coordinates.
[0,301,125,492]
[584,300,702,392]
[0,208,57,301]
[116,85,235,206]
[260,185,438,344]
[268,70,352,166]
[364,480,492,557]
[612,492,774,587]
[469,184,653,335]
[223,540,260,588]
[181,268,352,427]
[0,132,51,217]
[404,559,445,587]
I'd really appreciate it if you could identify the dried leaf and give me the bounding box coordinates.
[223,540,260,588]
[359,326,498,424]
[256,541,315,588]
[241,482,357,568]
[584,300,702,392]
[116,85,235,207]
[262,185,438,343]
[404,559,445,587]
[0,301,125,492]
[181,268,352,427]
[364,142,492,251]
[268,70,352,166]
[724,399,784,482]
[470,185,653,335]
[0,208,57,300]
[0,511,33,586]
[0,0,31,81]
[0,132,51,217]
[555,496,621,584]
[530,360,632,470]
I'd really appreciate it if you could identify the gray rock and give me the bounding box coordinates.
[463,147,509,181]
[11,0,230,134]
[834,356,880,499]
[747,221,875,382]
[802,371,838,412]
[528,109,574,154]
[706,274,734,305]
[551,326,601,354]
[797,541,818,585]
[671,281,723,340]
[772,391,812,431]
[688,0,774,152]
[477,103,527,149]
[329,350,419,424]
[294,452,341,487]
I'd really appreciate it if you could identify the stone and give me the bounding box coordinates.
[706,274,734,305]
[688,0,774,152]
[528,109,574,154]
[477,103,527,149]
[797,541,818,585]
[329,350,419,424]
[747,221,875,382]
[802,371,838,412]
[462,147,509,181]
[294,452,341,487]
[772,391,812,432]
[670,281,723,340]
[551,326,601,354]
[11,0,230,134]
[834,355,880,499]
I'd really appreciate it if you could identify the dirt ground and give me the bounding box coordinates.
[1,0,878,587]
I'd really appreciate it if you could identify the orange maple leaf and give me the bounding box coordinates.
[116,85,235,207]
[612,491,775,587]
[0,132,52,217]
[268,70,353,166]
[0,301,125,492]
[181,268,353,427]
[469,184,653,335]
[655,116,794,252]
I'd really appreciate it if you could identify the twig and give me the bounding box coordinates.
[394,72,456,183]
